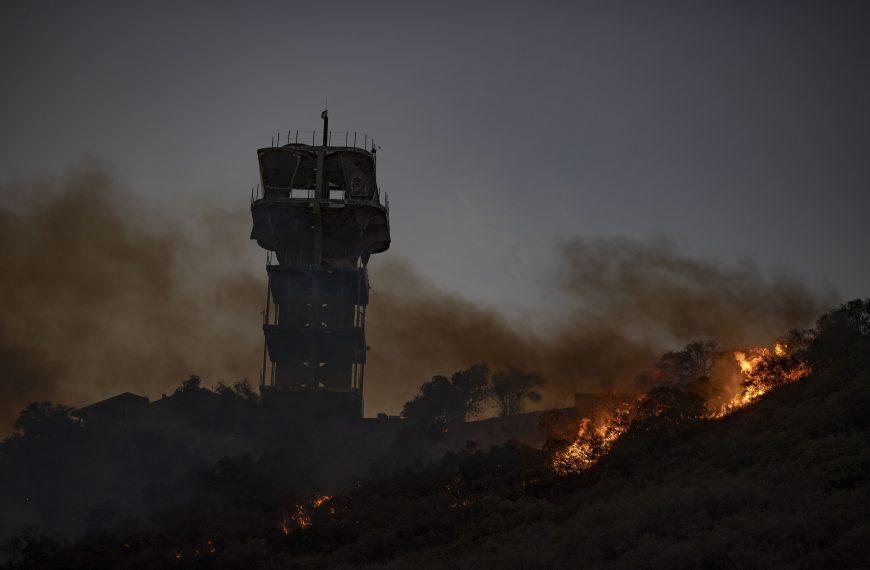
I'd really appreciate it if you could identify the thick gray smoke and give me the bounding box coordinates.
[0,165,834,429]
[363,239,833,414]
[0,165,263,431]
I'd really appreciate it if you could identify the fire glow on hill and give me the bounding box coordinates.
[552,341,812,475]
[274,339,817,537]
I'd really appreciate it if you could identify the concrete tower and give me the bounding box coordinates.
[250,112,391,418]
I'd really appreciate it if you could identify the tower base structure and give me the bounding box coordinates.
[260,385,362,423]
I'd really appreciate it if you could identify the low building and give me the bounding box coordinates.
[73,392,150,429]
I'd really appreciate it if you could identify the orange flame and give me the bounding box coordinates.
[553,340,811,475]
[552,404,632,475]
[283,494,333,533]
[311,494,332,509]
[720,341,810,415]
[291,504,311,529]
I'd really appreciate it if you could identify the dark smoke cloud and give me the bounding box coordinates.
[363,259,659,414]
[363,239,834,414]
[0,164,835,428]
[559,237,829,347]
[0,164,262,431]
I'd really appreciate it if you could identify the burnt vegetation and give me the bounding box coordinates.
[1,300,869,568]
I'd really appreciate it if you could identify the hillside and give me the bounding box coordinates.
[2,301,869,569]
[381,346,870,569]
[258,318,868,569]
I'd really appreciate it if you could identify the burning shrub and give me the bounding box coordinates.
[551,336,816,476]
[551,403,633,475]
[724,341,812,413]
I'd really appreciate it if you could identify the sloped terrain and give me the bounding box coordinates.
[378,349,870,569]
[2,302,869,569]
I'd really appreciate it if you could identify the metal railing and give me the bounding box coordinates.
[250,183,389,212]
[270,130,378,151]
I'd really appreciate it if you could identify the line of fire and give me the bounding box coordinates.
[250,111,391,418]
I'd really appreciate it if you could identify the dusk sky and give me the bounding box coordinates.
[2,0,869,312]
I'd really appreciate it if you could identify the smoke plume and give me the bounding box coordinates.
[363,239,833,414]
[0,165,834,429]
[0,165,262,431]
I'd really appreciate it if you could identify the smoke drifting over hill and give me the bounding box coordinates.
[0,165,834,429]
[365,240,831,413]
[0,166,263,430]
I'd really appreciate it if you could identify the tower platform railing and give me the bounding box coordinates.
[269,130,378,151]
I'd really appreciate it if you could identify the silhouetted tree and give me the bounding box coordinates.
[402,375,453,435]
[816,299,870,337]
[447,363,490,421]
[637,340,719,390]
[490,368,545,417]
[402,364,490,434]
[175,374,203,395]
[215,379,259,403]
[810,299,870,362]
[13,402,79,438]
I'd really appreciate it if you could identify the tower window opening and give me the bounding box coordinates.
[291,188,313,199]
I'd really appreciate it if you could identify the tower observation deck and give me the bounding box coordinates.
[250,111,391,418]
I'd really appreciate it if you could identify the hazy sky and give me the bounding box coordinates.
[2,0,869,313]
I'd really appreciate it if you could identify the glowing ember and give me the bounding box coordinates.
[311,494,332,509]
[449,497,473,509]
[291,504,311,529]
[283,494,333,533]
